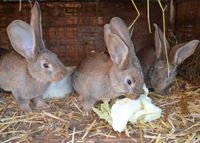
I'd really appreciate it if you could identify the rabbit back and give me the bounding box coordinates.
[72,52,112,100]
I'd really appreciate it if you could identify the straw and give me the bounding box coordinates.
[157,0,170,78]
[0,77,199,142]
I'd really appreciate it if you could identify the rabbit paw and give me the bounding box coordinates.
[83,109,94,118]
[19,104,32,113]
[82,103,94,117]
[15,95,32,112]
[34,99,49,109]
[78,95,84,103]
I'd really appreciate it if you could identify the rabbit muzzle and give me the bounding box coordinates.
[52,70,65,82]
[123,93,140,100]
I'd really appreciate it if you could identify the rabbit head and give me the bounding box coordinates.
[149,24,199,93]
[105,17,144,97]
[7,2,66,83]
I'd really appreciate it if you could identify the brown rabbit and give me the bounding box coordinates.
[137,24,199,94]
[72,17,144,111]
[0,2,66,112]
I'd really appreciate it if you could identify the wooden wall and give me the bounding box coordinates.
[0,1,199,82]
[0,1,162,65]
[175,0,200,82]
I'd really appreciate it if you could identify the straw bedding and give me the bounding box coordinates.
[0,77,200,143]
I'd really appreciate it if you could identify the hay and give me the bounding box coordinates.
[0,78,200,142]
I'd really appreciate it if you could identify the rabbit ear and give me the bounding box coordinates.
[104,24,111,46]
[30,2,44,49]
[169,40,199,65]
[104,24,129,68]
[7,20,36,61]
[154,24,170,60]
[109,17,132,48]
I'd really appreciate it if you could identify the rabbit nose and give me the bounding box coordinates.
[52,70,65,82]
[134,86,143,95]
[125,93,140,100]
[138,89,144,94]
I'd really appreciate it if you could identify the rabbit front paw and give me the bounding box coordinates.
[33,98,49,109]
[15,95,32,112]
[19,104,32,112]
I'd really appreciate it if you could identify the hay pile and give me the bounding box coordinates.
[0,78,200,143]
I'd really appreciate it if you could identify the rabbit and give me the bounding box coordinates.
[0,2,67,112]
[137,24,199,94]
[72,17,144,111]
[43,66,76,99]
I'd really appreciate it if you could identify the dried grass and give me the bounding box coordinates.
[0,78,200,142]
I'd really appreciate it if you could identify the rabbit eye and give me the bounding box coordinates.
[43,63,49,69]
[127,79,132,86]
[41,60,53,70]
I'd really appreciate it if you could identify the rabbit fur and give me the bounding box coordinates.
[43,66,76,99]
[72,17,144,111]
[0,2,67,111]
[137,24,199,94]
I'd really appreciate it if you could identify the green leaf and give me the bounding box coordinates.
[92,101,112,125]
[100,100,111,113]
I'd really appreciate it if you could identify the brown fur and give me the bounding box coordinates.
[0,2,67,111]
[137,24,199,94]
[72,17,144,111]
